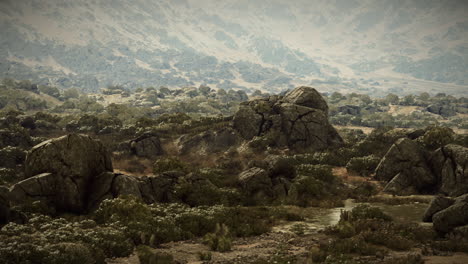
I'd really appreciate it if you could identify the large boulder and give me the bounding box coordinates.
[233,87,342,151]
[376,138,436,195]
[422,196,454,222]
[429,144,468,196]
[432,194,468,234]
[11,134,113,213]
[283,86,328,113]
[238,167,272,195]
[130,133,164,158]
[88,172,144,210]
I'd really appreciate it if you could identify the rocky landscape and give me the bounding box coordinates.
[0,84,467,264]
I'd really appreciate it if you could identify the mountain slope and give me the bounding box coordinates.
[0,0,467,95]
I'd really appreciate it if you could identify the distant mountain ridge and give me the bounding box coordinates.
[0,0,467,95]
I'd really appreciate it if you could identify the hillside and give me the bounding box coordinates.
[0,0,467,95]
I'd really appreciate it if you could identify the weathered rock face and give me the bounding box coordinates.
[11,134,113,213]
[116,133,164,158]
[25,134,112,180]
[376,138,436,195]
[233,86,343,151]
[432,194,468,234]
[283,86,328,112]
[87,172,145,210]
[422,196,455,222]
[429,144,468,196]
[238,155,297,204]
[238,167,273,204]
[178,127,242,155]
[131,133,164,158]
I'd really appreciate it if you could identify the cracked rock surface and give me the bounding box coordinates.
[10,134,113,213]
[377,139,468,196]
[375,138,436,195]
[233,86,342,151]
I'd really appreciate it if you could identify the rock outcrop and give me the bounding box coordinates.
[233,86,343,151]
[117,133,164,158]
[429,144,468,196]
[376,138,436,195]
[131,133,164,158]
[431,194,468,235]
[238,155,297,204]
[422,196,454,222]
[10,134,113,213]
[376,135,468,196]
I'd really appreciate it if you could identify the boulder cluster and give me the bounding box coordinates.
[239,156,296,204]
[423,195,468,237]
[2,134,178,216]
[233,86,343,151]
[376,139,468,196]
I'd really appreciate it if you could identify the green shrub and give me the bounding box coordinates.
[291,165,343,206]
[197,251,212,261]
[153,157,188,174]
[346,204,392,222]
[136,245,174,264]
[0,215,133,264]
[418,126,455,150]
[345,155,380,176]
[349,181,379,199]
[203,223,232,252]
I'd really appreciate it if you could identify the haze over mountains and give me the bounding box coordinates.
[0,0,467,96]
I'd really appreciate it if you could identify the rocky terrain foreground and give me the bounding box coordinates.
[0,86,467,264]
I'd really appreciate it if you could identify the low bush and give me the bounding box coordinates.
[136,245,174,264]
[0,215,132,264]
[345,155,380,176]
[153,157,188,174]
[203,223,232,252]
